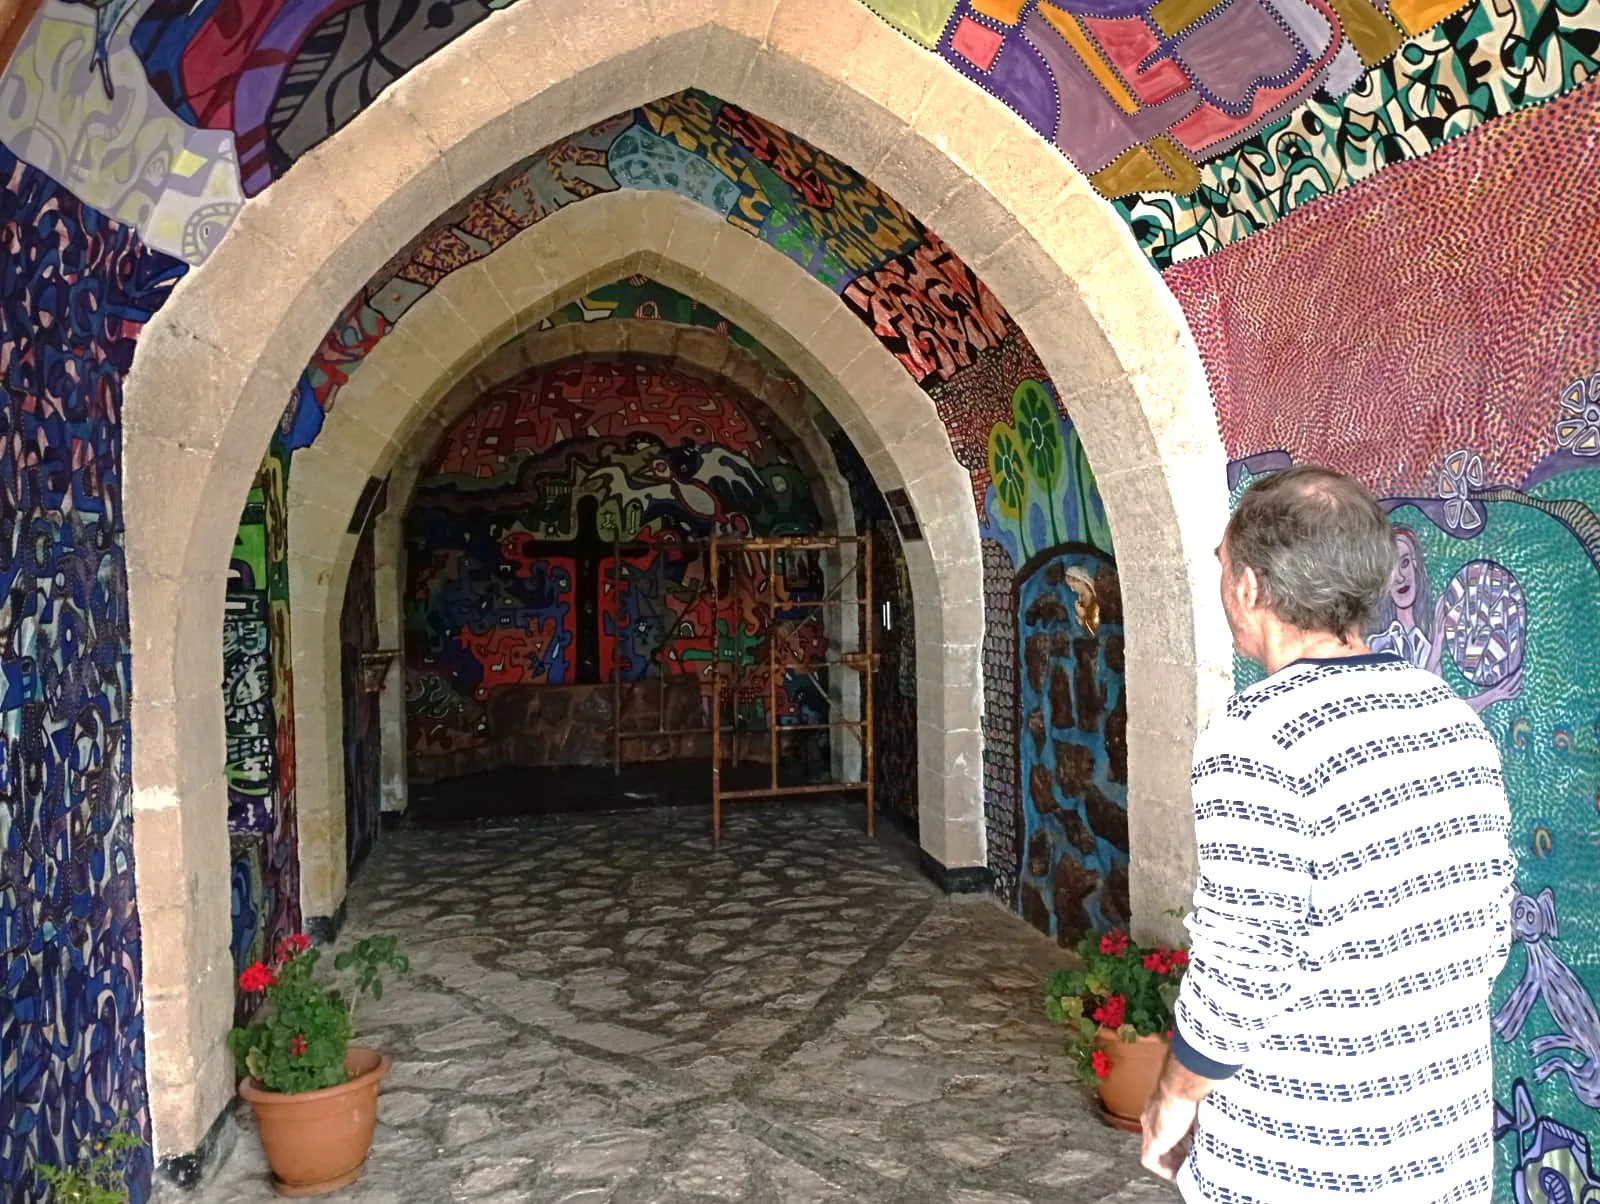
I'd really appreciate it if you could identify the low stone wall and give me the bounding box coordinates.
[410,678,725,781]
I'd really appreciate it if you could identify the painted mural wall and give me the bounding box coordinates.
[0,139,180,1196]
[402,356,830,781]
[1015,547,1128,944]
[0,47,1124,1180]
[222,445,302,1025]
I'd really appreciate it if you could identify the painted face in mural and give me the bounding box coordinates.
[1390,529,1423,613]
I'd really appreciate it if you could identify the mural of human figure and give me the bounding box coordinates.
[1493,889,1600,1113]
[1368,526,1524,712]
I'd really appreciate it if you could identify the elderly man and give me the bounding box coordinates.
[1141,466,1516,1202]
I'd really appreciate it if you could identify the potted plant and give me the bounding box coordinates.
[1044,927,1188,1132]
[33,1114,144,1202]
[229,933,409,1197]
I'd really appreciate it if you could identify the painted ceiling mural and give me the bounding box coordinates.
[0,0,1587,270]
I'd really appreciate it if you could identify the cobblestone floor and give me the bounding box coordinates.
[173,803,1175,1203]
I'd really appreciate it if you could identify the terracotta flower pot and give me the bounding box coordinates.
[239,1046,390,1197]
[1093,1026,1168,1132]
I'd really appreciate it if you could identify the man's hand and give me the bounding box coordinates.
[1140,1050,1215,1181]
[1140,1088,1197,1181]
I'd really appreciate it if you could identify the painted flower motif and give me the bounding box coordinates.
[238,962,274,993]
[1094,994,1127,1029]
[289,1034,307,1058]
[1555,375,1600,455]
[1099,929,1129,957]
[1437,449,1485,532]
[1091,1049,1114,1079]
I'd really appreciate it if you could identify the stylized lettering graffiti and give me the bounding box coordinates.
[224,518,276,831]
[842,235,1010,385]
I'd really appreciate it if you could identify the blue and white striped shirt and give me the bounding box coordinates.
[1174,653,1515,1204]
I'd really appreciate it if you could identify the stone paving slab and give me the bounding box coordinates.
[163,804,1176,1202]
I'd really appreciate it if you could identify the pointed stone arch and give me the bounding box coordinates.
[120,0,1230,1163]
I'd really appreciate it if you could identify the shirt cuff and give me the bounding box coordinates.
[1171,1028,1242,1080]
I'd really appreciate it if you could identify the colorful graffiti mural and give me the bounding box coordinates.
[223,444,303,1023]
[225,490,278,833]
[402,357,828,776]
[1118,3,1600,268]
[1014,546,1128,944]
[0,142,183,1198]
[1496,1079,1600,1204]
[0,0,1576,276]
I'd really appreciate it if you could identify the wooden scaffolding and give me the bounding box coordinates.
[708,533,875,842]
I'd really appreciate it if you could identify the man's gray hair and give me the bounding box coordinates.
[1224,466,1397,637]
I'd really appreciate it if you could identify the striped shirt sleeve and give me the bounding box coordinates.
[1174,710,1313,1077]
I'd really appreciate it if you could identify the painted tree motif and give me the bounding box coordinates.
[989,424,1029,554]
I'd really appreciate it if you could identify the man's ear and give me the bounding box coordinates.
[1237,565,1262,613]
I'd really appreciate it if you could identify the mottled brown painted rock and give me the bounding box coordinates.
[1049,665,1075,730]
[1095,564,1123,627]
[1083,785,1129,853]
[1105,690,1127,785]
[1052,857,1100,947]
[1026,709,1046,753]
[1104,634,1124,675]
[1103,861,1131,926]
[1063,809,1099,856]
[1025,633,1049,694]
[1020,882,1051,935]
[1073,639,1104,732]
[1027,830,1053,878]
[1030,764,1059,816]
[1054,741,1096,797]
[1024,591,1070,627]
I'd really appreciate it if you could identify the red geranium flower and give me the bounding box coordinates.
[238,962,274,993]
[1170,949,1189,968]
[289,1034,307,1057]
[1099,929,1129,956]
[1091,1049,1113,1079]
[1143,951,1170,973]
[1093,994,1127,1029]
[277,934,311,960]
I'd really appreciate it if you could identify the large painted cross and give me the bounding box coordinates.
[531,495,649,683]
